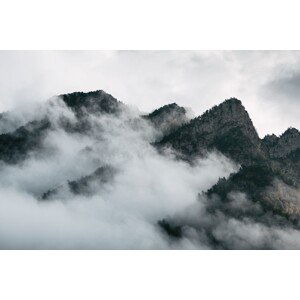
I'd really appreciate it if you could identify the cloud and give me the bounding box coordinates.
[0,100,237,249]
[162,181,300,250]
[0,51,299,137]
[0,51,299,249]
[267,71,300,100]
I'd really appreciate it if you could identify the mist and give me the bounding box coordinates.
[162,181,300,249]
[0,99,238,249]
[1,51,300,137]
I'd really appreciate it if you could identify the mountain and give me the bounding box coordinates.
[156,98,299,188]
[263,127,300,159]
[59,90,124,117]
[156,98,265,165]
[143,103,189,135]
[0,118,51,164]
[41,165,116,200]
[155,98,300,245]
[0,90,299,249]
[0,90,124,164]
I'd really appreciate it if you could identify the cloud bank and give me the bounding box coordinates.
[0,51,299,249]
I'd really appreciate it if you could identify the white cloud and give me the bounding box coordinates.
[0,51,299,136]
[0,102,237,249]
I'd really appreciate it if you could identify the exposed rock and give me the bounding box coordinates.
[156,98,265,166]
[0,90,125,164]
[144,103,189,135]
[68,165,116,196]
[0,118,51,164]
[60,90,125,117]
[156,98,300,243]
[263,127,300,159]
[41,165,116,200]
[1,89,300,248]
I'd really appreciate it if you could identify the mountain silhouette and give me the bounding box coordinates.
[0,90,299,249]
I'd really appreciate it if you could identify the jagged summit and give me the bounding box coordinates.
[262,134,279,148]
[59,89,111,101]
[281,127,300,137]
[263,133,278,140]
[187,98,257,140]
[200,97,242,111]
[59,90,124,116]
[197,97,251,124]
[157,97,263,165]
[156,98,300,240]
[144,102,188,135]
[0,90,124,164]
[148,103,184,116]
[263,126,300,159]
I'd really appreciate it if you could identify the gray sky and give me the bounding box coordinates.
[0,50,299,136]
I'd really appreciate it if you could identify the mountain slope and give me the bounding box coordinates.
[60,90,124,117]
[1,90,300,249]
[41,165,116,200]
[0,90,125,164]
[156,98,266,165]
[144,103,189,135]
[155,98,300,246]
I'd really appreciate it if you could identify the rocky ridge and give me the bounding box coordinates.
[0,90,299,248]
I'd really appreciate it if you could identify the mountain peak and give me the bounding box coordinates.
[262,134,279,146]
[282,127,300,137]
[263,126,300,159]
[147,102,185,118]
[191,98,256,137]
[157,97,262,165]
[201,97,245,116]
[59,90,123,116]
[145,102,188,134]
[222,97,243,105]
[60,89,106,98]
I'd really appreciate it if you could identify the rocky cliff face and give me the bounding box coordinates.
[154,98,300,246]
[0,118,51,164]
[156,98,299,186]
[157,98,265,165]
[263,127,300,159]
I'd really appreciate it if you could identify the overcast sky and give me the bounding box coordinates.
[0,50,299,136]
